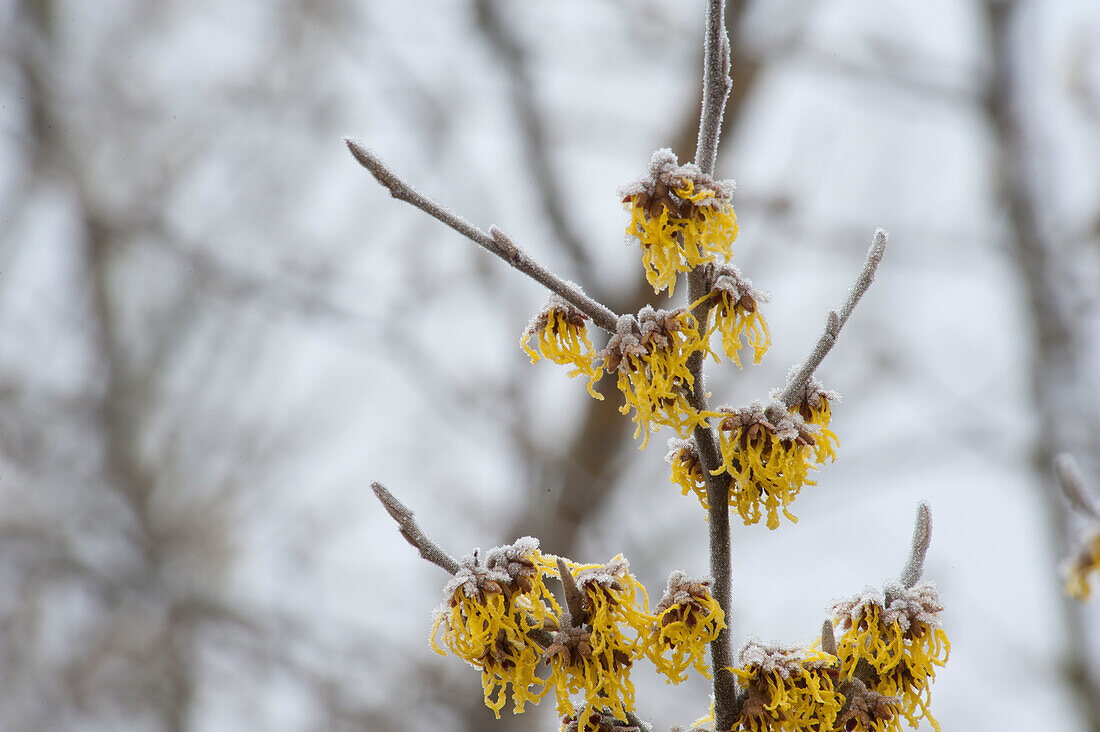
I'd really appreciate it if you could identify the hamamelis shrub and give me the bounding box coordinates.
[354,2,949,730]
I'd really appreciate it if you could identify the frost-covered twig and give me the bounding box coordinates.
[820,619,837,657]
[898,502,932,589]
[694,0,731,177]
[370,481,460,575]
[345,138,618,332]
[1055,453,1100,519]
[779,229,887,409]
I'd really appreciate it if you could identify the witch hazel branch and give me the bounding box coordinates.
[353,3,948,730]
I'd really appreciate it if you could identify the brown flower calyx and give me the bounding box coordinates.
[629,178,694,221]
[780,374,840,420]
[836,678,900,731]
[561,706,642,732]
[655,571,715,630]
[837,582,944,635]
[665,438,706,482]
[618,148,735,219]
[544,623,632,677]
[738,639,838,680]
[444,536,543,603]
[574,556,631,598]
[599,307,695,374]
[665,437,702,466]
[706,265,768,312]
[543,624,595,668]
[523,294,589,338]
[735,641,839,728]
[718,402,818,448]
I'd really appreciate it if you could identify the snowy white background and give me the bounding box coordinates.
[1,0,1099,730]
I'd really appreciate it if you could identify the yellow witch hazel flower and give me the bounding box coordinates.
[521,293,603,399]
[1064,528,1100,600]
[643,571,725,684]
[832,582,950,731]
[545,556,652,722]
[693,265,770,369]
[621,148,739,296]
[666,438,709,510]
[715,401,827,529]
[732,639,843,732]
[430,537,560,717]
[599,308,708,448]
[782,376,840,465]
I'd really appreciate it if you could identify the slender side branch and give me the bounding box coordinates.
[1055,453,1100,519]
[371,483,559,649]
[779,229,887,408]
[695,0,732,176]
[838,228,888,329]
[371,481,461,575]
[345,138,619,331]
[899,502,932,589]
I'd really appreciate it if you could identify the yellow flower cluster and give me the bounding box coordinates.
[521,295,603,399]
[621,149,739,296]
[430,538,560,716]
[666,438,710,510]
[789,378,840,465]
[523,155,776,456]
[666,386,840,525]
[546,557,651,721]
[1064,529,1100,600]
[520,303,717,450]
[832,583,950,731]
[732,641,843,732]
[435,545,723,725]
[691,592,940,732]
[601,308,709,448]
[714,403,826,529]
[644,572,725,684]
[693,267,770,369]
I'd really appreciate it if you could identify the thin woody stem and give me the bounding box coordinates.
[690,2,738,728]
[371,481,461,575]
[371,481,557,648]
[820,619,838,657]
[345,138,619,332]
[695,0,732,177]
[779,229,887,409]
[898,502,932,589]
